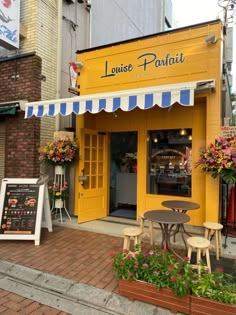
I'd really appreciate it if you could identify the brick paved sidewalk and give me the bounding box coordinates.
[0,225,123,293]
[0,289,69,315]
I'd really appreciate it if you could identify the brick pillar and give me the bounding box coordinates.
[0,54,42,178]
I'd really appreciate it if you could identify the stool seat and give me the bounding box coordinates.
[203,222,223,230]
[187,236,211,249]
[187,236,211,275]
[203,221,223,260]
[122,227,142,251]
[122,227,142,237]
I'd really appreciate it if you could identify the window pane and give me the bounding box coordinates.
[147,129,192,197]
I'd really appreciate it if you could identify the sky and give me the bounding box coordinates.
[172,0,236,92]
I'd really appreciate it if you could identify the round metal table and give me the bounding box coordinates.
[161,200,200,241]
[144,210,190,259]
[161,200,200,214]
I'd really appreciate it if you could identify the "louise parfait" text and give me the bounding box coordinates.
[101,52,185,78]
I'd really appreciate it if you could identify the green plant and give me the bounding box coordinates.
[48,181,69,203]
[196,136,236,184]
[191,264,236,304]
[110,244,194,297]
[38,138,79,166]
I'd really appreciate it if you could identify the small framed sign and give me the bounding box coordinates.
[0,178,52,245]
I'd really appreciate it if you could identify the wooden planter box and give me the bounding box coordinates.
[118,279,190,314]
[190,296,236,315]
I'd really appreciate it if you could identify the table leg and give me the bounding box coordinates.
[159,223,184,260]
[171,209,191,244]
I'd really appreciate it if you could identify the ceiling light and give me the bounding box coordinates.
[179,129,187,136]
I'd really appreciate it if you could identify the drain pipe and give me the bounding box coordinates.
[55,0,62,131]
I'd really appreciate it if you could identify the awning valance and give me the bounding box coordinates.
[0,100,27,116]
[24,82,197,118]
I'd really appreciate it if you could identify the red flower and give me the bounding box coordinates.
[170,276,176,281]
[129,272,133,277]
[134,264,139,269]
[162,248,167,252]
[169,265,174,270]
[110,252,115,257]
[126,255,131,259]
[215,267,223,272]
[123,248,129,253]
[185,256,190,261]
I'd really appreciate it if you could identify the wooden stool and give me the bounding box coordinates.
[122,227,143,251]
[187,236,211,275]
[139,214,154,245]
[203,222,223,260]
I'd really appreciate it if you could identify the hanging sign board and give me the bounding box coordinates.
[0,178,52,245]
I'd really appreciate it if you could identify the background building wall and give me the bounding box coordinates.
[90,0,172,47]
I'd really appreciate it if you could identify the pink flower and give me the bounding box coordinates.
[129,272,133,277]
[162,248,167,252]
[143,252,148,257]
[142,263,149,267]
[134,264,139,269]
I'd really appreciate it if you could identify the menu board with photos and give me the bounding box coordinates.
[0,178,52,245]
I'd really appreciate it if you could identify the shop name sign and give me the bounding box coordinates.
[101,52,185,78]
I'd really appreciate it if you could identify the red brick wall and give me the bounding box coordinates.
[0,54,42,178]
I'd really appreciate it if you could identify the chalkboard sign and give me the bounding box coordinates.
[0,178,52,245]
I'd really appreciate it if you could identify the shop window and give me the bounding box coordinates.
[147,129,192,197]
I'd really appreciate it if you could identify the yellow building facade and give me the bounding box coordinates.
[25,20,223,228]
[74,20,222,226]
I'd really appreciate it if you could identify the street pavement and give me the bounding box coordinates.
[0,218,235,314]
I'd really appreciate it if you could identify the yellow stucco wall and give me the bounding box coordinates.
[75,21,223,226]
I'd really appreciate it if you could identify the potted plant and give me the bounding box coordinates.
[190,265,236,315]
[110,244,193,314]
[38,138,79,167]
[196,136,236,184]
[48,181,69,208]
[110,245,236,315]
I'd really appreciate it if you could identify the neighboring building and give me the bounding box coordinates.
[0,0,89,184]
[90,0,172,47]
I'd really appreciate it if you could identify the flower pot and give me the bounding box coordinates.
[190,296,236,315]
[55,165,65,175]
[54,198,64,209]
[118,279,190,314]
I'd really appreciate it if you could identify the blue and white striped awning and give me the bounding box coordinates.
[24,82,197,118]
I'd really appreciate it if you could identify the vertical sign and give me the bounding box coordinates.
[0,178,52,245]
[0,0,20,49]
